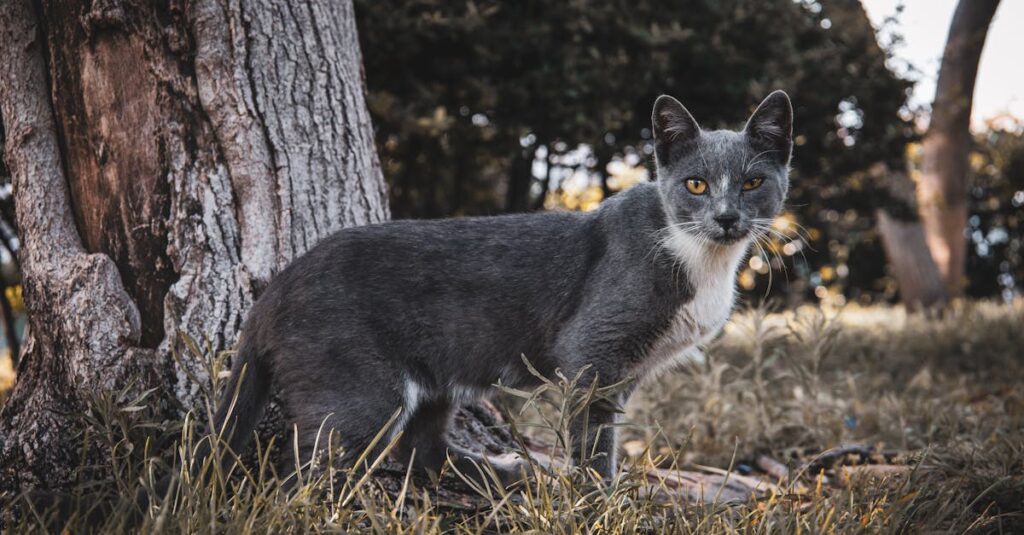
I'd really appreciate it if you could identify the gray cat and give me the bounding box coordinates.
[208,91,792,486]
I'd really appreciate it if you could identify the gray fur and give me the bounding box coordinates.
[210,92,793,484]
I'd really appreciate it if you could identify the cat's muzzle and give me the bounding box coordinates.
[712,227,749,244]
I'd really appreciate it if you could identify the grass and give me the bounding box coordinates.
[1,299,1022,533]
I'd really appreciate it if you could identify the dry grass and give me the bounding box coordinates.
[1,300,1022,533]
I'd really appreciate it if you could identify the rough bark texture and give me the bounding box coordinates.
[917,0,1000,296]
[0,0,388,491]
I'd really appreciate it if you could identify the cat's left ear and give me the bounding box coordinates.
[744,90,793,166]
[652,95,701,166]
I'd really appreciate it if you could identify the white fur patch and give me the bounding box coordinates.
[638,226,748,380]
[391,378,424,439]
[448,383,488,406]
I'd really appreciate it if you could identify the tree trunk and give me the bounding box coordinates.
[505,147,534,213]
[876,210,947,311]
[0,0,388,491]
[865,0,999,309]
[827,0,948,309]
[874,158,949,309]
[918,0,1000,297]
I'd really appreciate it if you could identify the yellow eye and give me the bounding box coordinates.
[742,177,765,191]
[685,178,708,195]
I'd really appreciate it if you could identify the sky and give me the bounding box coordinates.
[860,0,1023,131]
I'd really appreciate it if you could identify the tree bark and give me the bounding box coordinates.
[873,159,949,309]
[0,0,388,491]
[918,0,1000,297]
[876,209,947,311]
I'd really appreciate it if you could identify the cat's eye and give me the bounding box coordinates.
[684,178,708,195]
[742,177,765,191]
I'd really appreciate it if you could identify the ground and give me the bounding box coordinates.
[1,300,1022,533]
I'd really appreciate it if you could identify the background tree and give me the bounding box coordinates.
[356,0,917,305]
[0,0,388,490]
[0,120,20,369]
[916,0,1001,298]
[356,0,1021,307]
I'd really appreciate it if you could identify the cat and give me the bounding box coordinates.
[205,90,792,487]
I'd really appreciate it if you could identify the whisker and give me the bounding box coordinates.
[743,149,777,173]
[751,217,816,252]
[751,225,791,287]
[760,228,810,265]
[697,143,710,171]
[749,231,773,301]
[786,221,817,250]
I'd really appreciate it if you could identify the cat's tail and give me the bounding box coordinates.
[137,332,271,512]
[207,332,272,462]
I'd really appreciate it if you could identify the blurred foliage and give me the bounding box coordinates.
[0,117,21,364]
[963,122,1024,301]
[0,1,1016,309]
[357,0,1023,305]
[356,0,920,305]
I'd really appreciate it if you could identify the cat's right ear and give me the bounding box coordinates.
[744,90,793,165]
[652,95,701,164]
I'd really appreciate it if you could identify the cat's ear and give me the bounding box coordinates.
[744,90,793,165]
[652,95,700,163]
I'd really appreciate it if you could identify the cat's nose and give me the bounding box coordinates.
[714,213,739,231]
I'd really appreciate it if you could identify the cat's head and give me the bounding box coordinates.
[651,91,792,246]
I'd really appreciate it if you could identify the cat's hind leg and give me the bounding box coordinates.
[393,391,525,489]
[277,363,404,486]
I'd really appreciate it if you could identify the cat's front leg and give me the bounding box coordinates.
[570,390,624,480]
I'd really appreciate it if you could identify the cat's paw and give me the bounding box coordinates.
[484,453,532,489]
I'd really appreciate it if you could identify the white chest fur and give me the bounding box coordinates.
[637,227,748,380]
